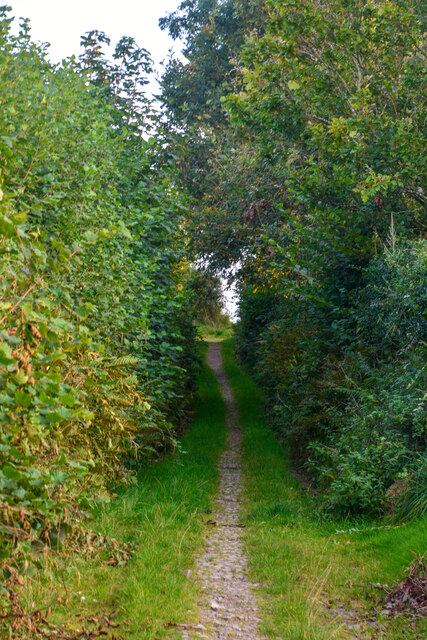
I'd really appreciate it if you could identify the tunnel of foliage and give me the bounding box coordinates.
[0,0,426,623]
[160,0,426,516]
[0,8,200,601]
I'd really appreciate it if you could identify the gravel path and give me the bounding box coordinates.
[182,342,263,640]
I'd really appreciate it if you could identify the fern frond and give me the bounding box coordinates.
[121,375,139,386]
[103,355,139,368]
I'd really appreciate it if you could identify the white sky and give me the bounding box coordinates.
[7,0,184,93]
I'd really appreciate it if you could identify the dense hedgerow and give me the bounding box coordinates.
[0,7,197,595]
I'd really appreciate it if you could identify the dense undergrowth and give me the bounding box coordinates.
[2,343,226,639]
[237,239,427,516]
[0,8,199,627]
[222,337,427,639]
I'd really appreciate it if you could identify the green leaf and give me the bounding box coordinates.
[0,343,15,365]
[2,465,22,481]
[14,389,32,407]
[13,371,29,386]
[0,215,15,236]
[59,393,76,407]
[10,210,28,225]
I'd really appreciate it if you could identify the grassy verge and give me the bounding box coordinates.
[221,337,427,640]
[197,319,234,342]
[30,341,227,639]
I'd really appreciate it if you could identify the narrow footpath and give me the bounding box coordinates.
[183,342,263,640]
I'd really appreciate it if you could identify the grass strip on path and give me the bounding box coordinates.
[221,337,427,640]
[35,341,227,639]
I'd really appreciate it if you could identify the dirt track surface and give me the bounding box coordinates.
[182,342,263,640]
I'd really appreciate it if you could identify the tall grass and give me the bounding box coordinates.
[394,457,427,522]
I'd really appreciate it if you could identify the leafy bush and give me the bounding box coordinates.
[235,237,426,515]
[309,429,410,516]
[0,9,198,596]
